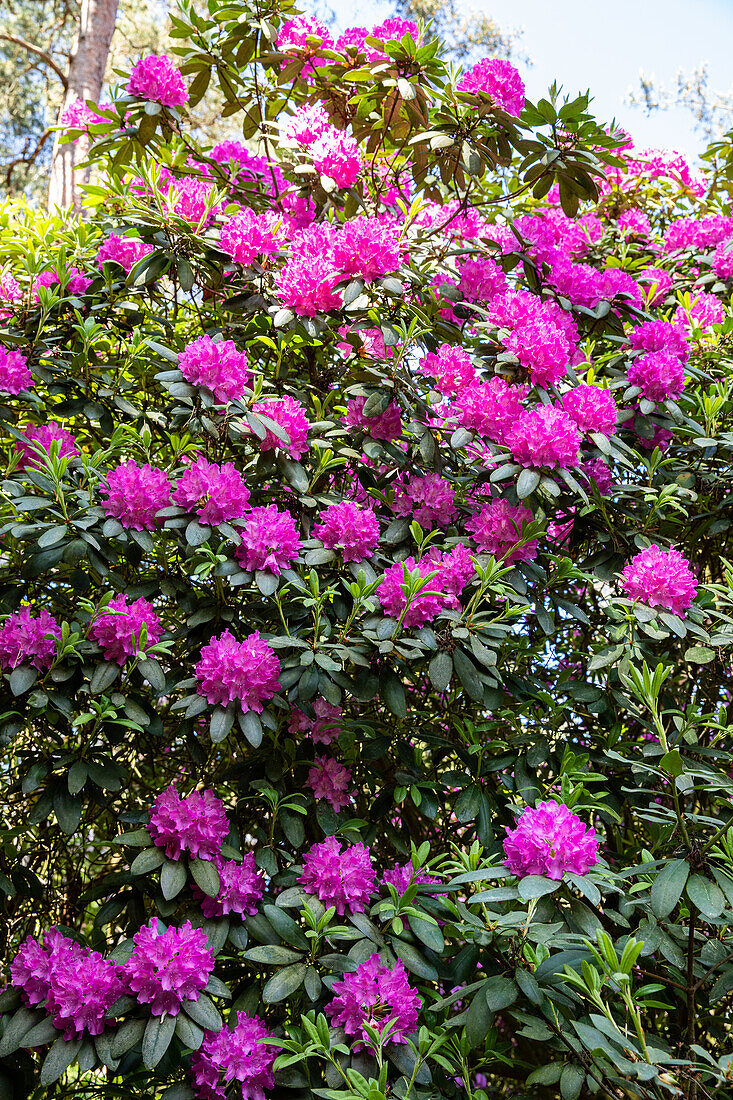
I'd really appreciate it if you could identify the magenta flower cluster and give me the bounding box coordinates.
[392,472,457,529]
[621,545,698,616]
[101,461,171,530]
[124,920,214,1016]
[90,594,162,665]
[191,1012,280,1100]
[467,499,537,563]
[174,458,251,526]
[503,801,598,880]
[195,630,281,712]
[149,784,230,861]
[307,755,354,811]
[14,422,78,468]
[0,607,61,670]
[179,336,252,403]
[235,505,302,575]
[0,346,32,394]
[313,501,380,561]
[327,954,420,1047]
[96,234,154,272]
[380,544,475,627]
[299,837,376,914]
[127,54,189,107]
[11,929,124,1039]
[456,57,526,116]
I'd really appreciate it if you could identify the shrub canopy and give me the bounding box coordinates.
[3,4,733,1099]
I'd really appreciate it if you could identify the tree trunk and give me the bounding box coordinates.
[48,0,119,212]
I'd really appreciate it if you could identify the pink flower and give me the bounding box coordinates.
[219,209,285,266]
[467,499,537,563]
[127,54,189,107]
[299,837,376,915]
[0,346,32,394]
[277,16,332,54]
[503,801,598,880]
[235,505,301,575]
[637,267,673,304]
[195,630,280,712]
[582,457,613,496]
[379,545,475,627]
[91,595,162,665]
[382,861,441,896]
[11,931,123,1040]
[487,290,578,388]
[617,209,651,238]
[313,501,380,561]
[310,128,360,187]
[179,336,252,403]
[96,234,154,272]
[150,784,229,861]
[627,351,685,402]
[0,273,21,318]
[288,699,342,744]
[14,422,78,468]
[59,96,110,132]
[327,954,420,1046]
[421,344,477,395]
[451,378,526,443]
[459,256,507,302]
[0,607,61,670]
[627,320,690,362]
[190,1012,280,1100]
[101,461,171,530]
[621,544,698,616]
[344,396,403,441]
[457,58,525,116]
[251,395,310,459]
[276,251,342,315]
[562,385,617,434]
[331,217,402,281]
[507,405,580,468]
[124,920,214,1016]
[712,239,733,280]
[392,472,457,529]
[199,854,265,919]
[283,102,331,144]
[307,755,353,811]
[173,458,251,525]
[34,266,92,297]
[165,176,219,228]
[675,291,726,332]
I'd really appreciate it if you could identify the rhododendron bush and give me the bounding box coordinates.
[5,2,733,1099]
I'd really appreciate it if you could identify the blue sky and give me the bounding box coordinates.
[328,0,733,154]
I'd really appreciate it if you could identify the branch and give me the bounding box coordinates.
[0,32,68,90]
[3,128,52,189]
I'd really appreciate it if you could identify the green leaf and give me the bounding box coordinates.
[190,859,221,898]
[130,847,166,875]
[175,1013,204,1051]
[517,876,561,901]
[0,1007,44,1056]
[262,963,308,1003]
[651,858,689,918]
[684,645,715,664]
[454,786,481,823]
[483,975,518,1012]
[465,986,492,1049]
[428,651,452,692]
[516,468,541,499]
[391,939,438,980]
[9,666,37,696]
[177,259,195,292]
[686,874,726,920]
[210,707,234,743]
[20,1018,59,1047]
[90,662,119,694]
[111,1018,146,1059]
[40,1036,83,1084]
[183,993,221,1032]
[239,710,263,748]
[244,945,304,965]
[560,1064,585,1100]
[161,859,187,900]
[410,915,444,953]
[142,1014,175,1069]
